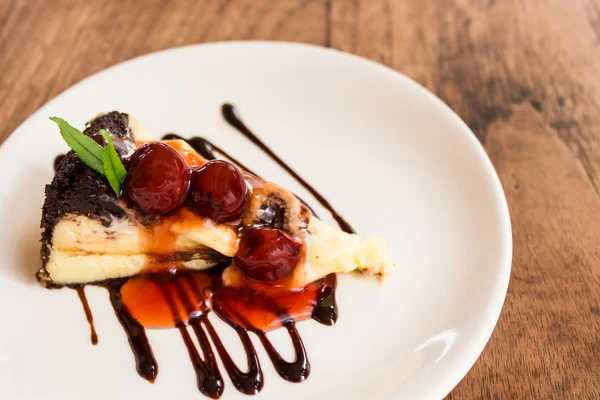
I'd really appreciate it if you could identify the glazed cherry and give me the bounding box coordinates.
[125,142,190,215]
[235,227,302,282]
[187,160,249,222]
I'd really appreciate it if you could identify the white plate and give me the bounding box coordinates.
[0,42,511,399]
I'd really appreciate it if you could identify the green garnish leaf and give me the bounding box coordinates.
[99,129,127,196]
[50,117,128,197]
[50,117,105,175]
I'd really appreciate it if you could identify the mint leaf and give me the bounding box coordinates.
[50,117,129,197]
[50,117,105,175]
[99,129,127,196]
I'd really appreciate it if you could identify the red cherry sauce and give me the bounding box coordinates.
[119,270,336,331]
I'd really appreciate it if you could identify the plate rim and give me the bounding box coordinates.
[0,41,513,399]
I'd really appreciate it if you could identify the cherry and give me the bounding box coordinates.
[125,142,190,215]
[235,227,302,282]
[187,160,249,222]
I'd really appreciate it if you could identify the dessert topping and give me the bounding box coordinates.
[187,160,249,222]
[235,227,302,282]
[125,142,191,215]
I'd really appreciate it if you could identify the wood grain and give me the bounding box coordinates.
[1,0,599,398]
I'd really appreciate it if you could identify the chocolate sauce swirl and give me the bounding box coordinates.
[152,275,223,397]
[202,316,263,395]
[256,322,310,382]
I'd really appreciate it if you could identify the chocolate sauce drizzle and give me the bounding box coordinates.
[105,268,330,398]
[74,287,98,345]
[108,283,158,383]
[221,103,355,234]
[203,316,263,395]
[256,322,310,382]
[311,281,339,326]
[65,103,349,398]
[159,277,224,398]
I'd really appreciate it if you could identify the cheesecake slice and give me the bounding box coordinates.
[38,112,393,288]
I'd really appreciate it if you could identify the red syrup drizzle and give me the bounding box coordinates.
[63,103,347,398]
[108,269,336,397]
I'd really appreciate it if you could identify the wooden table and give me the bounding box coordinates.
[2,1,599,398]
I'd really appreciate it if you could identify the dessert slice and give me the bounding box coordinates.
[38,112,393,288]
[39,112,235,286]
